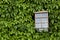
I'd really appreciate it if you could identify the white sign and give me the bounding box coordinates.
[35,11,48,32]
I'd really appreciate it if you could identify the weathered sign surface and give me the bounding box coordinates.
[34,11,48,32]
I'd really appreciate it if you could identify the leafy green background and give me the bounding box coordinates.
[0,0,60,40]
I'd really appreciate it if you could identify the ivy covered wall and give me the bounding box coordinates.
[0,0,60,40]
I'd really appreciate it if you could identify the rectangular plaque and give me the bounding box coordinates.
[34,11,48,32]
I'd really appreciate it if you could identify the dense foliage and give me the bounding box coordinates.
[0,0,60,40]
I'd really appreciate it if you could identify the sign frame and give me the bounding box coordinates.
[34,11,49,32]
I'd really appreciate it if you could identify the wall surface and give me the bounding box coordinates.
[0,0,60,40]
